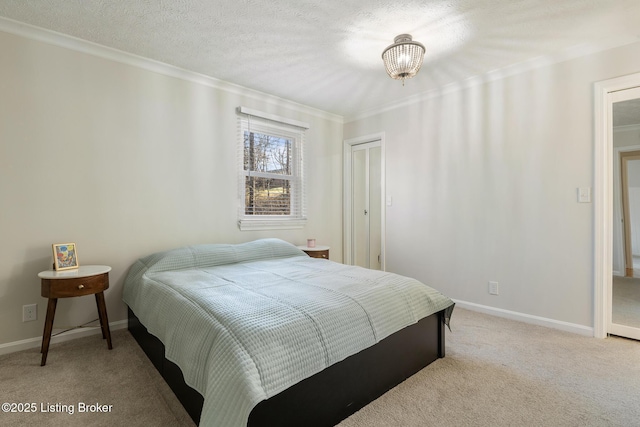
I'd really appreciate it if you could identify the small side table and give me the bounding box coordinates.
[297,245,330,259]
[38,265,113,366]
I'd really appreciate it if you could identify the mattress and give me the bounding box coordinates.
[122,238,454,426]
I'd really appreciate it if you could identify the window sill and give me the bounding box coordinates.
[238,218,307,231]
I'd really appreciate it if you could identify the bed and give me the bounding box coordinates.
[123,238,454,426]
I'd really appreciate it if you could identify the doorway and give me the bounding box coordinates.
[343,133,385,270]
[594,75,640,340]
[619,151,640,277]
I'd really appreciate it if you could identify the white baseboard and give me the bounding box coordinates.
[0,319,128,356]
[453,299,594,337]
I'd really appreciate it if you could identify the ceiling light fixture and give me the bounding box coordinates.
[382,34,425,85]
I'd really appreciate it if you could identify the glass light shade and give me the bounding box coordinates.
[382,34,425,85]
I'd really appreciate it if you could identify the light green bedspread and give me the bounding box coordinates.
[123,238,454,426]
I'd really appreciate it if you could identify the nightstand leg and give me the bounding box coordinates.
[41,298,57,366]
[95,292,112,350]
[95,294,106,339]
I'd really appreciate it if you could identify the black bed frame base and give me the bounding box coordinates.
[128,307,446,426]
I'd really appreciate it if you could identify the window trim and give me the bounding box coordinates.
[237,108,308,231]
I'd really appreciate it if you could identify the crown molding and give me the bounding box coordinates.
[0,16,343,124]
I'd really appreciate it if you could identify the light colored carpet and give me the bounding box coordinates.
[0,330,195,427]
[612,276,640,328]
[1,308,638,426]
[339,308,640,427]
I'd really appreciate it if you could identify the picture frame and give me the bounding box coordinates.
[52,243,79,271]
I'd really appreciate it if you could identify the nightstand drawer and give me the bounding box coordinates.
[41,272,109,298]
[296,245,330,260]
[305,249,329,259]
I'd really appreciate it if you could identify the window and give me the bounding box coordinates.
[238,112,307,230]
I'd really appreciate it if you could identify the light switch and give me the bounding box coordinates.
[578,187,591,203]
[386,196,392,206]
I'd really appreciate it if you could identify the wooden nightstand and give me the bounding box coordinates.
[297,245,330,259]
[38,265,113,366]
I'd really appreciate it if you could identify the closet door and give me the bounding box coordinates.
[351,142,381,270]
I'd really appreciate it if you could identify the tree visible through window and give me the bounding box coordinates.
[244,130,293,215]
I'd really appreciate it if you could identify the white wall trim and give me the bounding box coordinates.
[594,78,613,339]
[0,16,343,125]
[237,218,307,231]
[453,300,594,337]
[0,319,127,356]
[237,106,309,129]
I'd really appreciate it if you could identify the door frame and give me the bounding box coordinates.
[343,132,386,269]
[594,72,640,338]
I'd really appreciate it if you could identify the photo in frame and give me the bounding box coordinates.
[52,243,79,271]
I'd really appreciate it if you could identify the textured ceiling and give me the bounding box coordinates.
[0,0,640,118]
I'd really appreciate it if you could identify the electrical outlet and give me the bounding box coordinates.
[23,304,37,322]
[489,281,499,295]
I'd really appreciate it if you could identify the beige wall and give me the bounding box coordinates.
[0,30,343,347]
[345,41,640,330]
